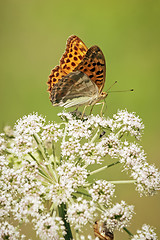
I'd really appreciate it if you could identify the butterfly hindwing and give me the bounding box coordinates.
[50,71,99,108]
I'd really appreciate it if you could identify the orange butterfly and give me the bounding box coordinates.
[47,35,107,109]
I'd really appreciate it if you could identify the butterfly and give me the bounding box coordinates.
[47,35,107,109]
[94,221,114,240]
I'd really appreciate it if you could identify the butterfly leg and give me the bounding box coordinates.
[101,101,105,117]
[90,105,94,115]
[81,105,87,119]
[95,101,105,117]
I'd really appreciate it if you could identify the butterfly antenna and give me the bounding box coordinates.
[108,89,134,93]
[106,81,117,92]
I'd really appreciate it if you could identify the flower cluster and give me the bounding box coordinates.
[131,224,158,240]
[119,142,160,196]
[112,109,144,140]
[46,162,88,205]
[0,109,159,239]
[88,180,115,205]
[101,201,134,231]
[0,222,26,240]
[67,197,97,230]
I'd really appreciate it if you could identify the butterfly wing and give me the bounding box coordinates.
[75,45,106,93]
[47,35,88,97]
[94,221,114,240]
[50,71,99,108]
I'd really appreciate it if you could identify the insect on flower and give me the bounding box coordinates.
[94,221,114,240]
[47,35,107,109]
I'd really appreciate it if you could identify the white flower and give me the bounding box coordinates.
[13,113,45,156]
[131,224,157,240]
[0,109,159,239]
[66,119,92,139]
[0,133,6,153]
[101,201,134,231]
[33,214,66,240]
[67,197,97,230]
[61,140,103,165]
[97,133,121,158]
[113,109,144,140]
[57,162,88,188]
[119,142,160,196]
[61,139,81,161]
[46,163,88,205]
[15,112,45,135]
[0,221,26,240]
[120,142,146,167]
[133,163,160,196]
[41,122,63,143]
[58,111,73,120]
[13,194,44,222]
[80,142,103,165]
[88,180,115,205]
[79,235,99,240]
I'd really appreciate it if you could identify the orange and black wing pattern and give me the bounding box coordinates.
[47,35,88,99]
[74,45,106,93]
[47,35,106,107]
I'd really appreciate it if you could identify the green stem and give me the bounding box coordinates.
[123,227,134,237]
[90,129,99,143]
[58,203,73,240]
[109,180,136,184]
[74,191,91,198]
[62,123,68,144]
[52,141,57,168]
[89,161,120,176]
[28,153,54,183]
[33,134,48,162]
[75,231,80,240]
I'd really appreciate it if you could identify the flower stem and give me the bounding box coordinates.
[109,180,136,184]
[75,231,80,240]
[58,203,73,240]
[90,129,99,143]
[89,161,120,176]
[123,227,134,237]
[28,152,54,183]
[62,123,68,144]
[74,191,91,198]
[33,134,48,162]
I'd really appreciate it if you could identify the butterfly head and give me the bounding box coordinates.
[94,91,108,104]
[100,91,108,99]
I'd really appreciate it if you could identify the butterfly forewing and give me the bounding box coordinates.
[74,45,106,93]
[50,71,99,108]
[47,35,88,98]
[60,35,88,74]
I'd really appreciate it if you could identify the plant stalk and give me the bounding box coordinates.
[90,161,120,176]
[109,180,136,184]
[58,203,73,240]
[123,227,134,237]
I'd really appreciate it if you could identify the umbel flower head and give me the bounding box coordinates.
[0,109,159,239]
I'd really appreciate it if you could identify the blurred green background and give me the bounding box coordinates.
[0,0,160,239]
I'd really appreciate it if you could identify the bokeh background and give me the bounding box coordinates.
[0,0,160,239]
